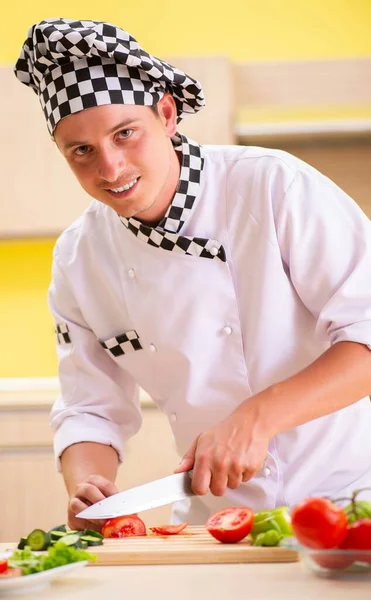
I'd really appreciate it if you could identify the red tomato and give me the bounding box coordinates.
[206,507,254,544]
[102,514,146,538]
[291,497,348,549]
[0,561,8,574]
[339,519,371,563]
[0,568,23,578]
[150,523,188,535]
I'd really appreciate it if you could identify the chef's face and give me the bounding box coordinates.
[54,94,180,223]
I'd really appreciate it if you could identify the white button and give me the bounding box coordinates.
[209,246,219,256]
[264,467,271,477]
[149,343,157,352]
[128,269,136,279]
[169,412,177,423]
[223,326,233,335]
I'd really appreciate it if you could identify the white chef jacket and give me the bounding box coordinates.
[48,142,371,523]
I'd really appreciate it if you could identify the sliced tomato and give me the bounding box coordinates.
[150,523,188,535]
[0,568,23,578]
[0,560,8,574]
[102,514,146,538]
[206,507,254,544]
[291,497,348,549]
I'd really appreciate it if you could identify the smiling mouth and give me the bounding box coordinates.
[109,178,139,193]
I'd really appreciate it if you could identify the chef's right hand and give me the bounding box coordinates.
[68,474,119,532]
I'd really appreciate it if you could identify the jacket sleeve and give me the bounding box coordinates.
[274,164,371,350]
[48,246,143,471]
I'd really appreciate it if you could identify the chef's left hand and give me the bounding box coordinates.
[174,401,270,496]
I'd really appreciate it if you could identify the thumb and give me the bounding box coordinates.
[173,437,198,473]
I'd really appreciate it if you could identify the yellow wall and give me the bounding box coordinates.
[1,0,371,64]
[1,0,371,376]
[0,240,57,376]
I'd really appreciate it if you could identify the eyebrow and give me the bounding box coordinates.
[62,118,137,150]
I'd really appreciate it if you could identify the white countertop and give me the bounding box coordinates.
[0,560,370,600]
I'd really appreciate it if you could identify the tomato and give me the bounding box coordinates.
[0,568,23,578]
[339,519,371,563]
[150,523,188,535]
[291,497,348,549]
[102,514,147,538]
[206,507,254,544]
[0,561,8,574]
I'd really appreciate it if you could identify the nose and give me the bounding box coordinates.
[97,145,125,183]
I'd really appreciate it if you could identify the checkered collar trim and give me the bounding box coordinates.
[120,134,226,262]
[158,133,204,233]
[121,133,204,234]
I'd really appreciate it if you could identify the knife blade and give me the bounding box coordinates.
[76,471,194,520]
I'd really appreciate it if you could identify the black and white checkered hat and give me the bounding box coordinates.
[14,17,205,134]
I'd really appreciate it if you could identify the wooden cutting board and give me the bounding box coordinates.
[91,526,298,565]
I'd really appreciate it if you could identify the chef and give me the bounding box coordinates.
[15,18,371,531]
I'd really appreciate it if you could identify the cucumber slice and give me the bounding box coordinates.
[17,537,28,550]
[81,529,103,540]
[80,535,104,546]
[59,534,83,548]
[48,524,67,533]
[27,529,50,551]
[50,530,67,542]
[80,540,89,549]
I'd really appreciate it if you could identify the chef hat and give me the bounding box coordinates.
[14,18,205,134]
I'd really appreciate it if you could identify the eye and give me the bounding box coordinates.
[74,145,91,156]
[117,129,133,140]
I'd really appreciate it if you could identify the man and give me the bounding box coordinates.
[15,18,371,531]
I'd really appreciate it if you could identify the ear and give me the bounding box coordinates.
[157,93,178,137]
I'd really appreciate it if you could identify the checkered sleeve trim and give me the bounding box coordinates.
[99,330,143,357]
[55,323,72,344]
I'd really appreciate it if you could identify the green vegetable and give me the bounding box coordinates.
[8,542,96,575]
[344,500,371,524]
[58,534,83,548]
[253,530,284,546]
[251,506,293,538]
[48,524,67,533]
[18,525,104,551]
[50,530,68,542]
[81,529,103,540]
[27,529,50,551]
[80,535,103,546]
[17,537,28,550]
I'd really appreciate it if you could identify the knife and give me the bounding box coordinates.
[76,471,194,520]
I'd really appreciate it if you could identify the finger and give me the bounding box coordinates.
[75,482,109,505]
[84,474,119,496]
[68,499,93,531]
[241,468,254,483]
[68,498,106,532]
[68,512,104,533]
[191,455,212,495]
[173,437,198,473]
[227,471,243,490]
[209,472,229,496]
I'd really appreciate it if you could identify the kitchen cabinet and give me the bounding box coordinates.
[0,58,233,238]
[0,396,179,542]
